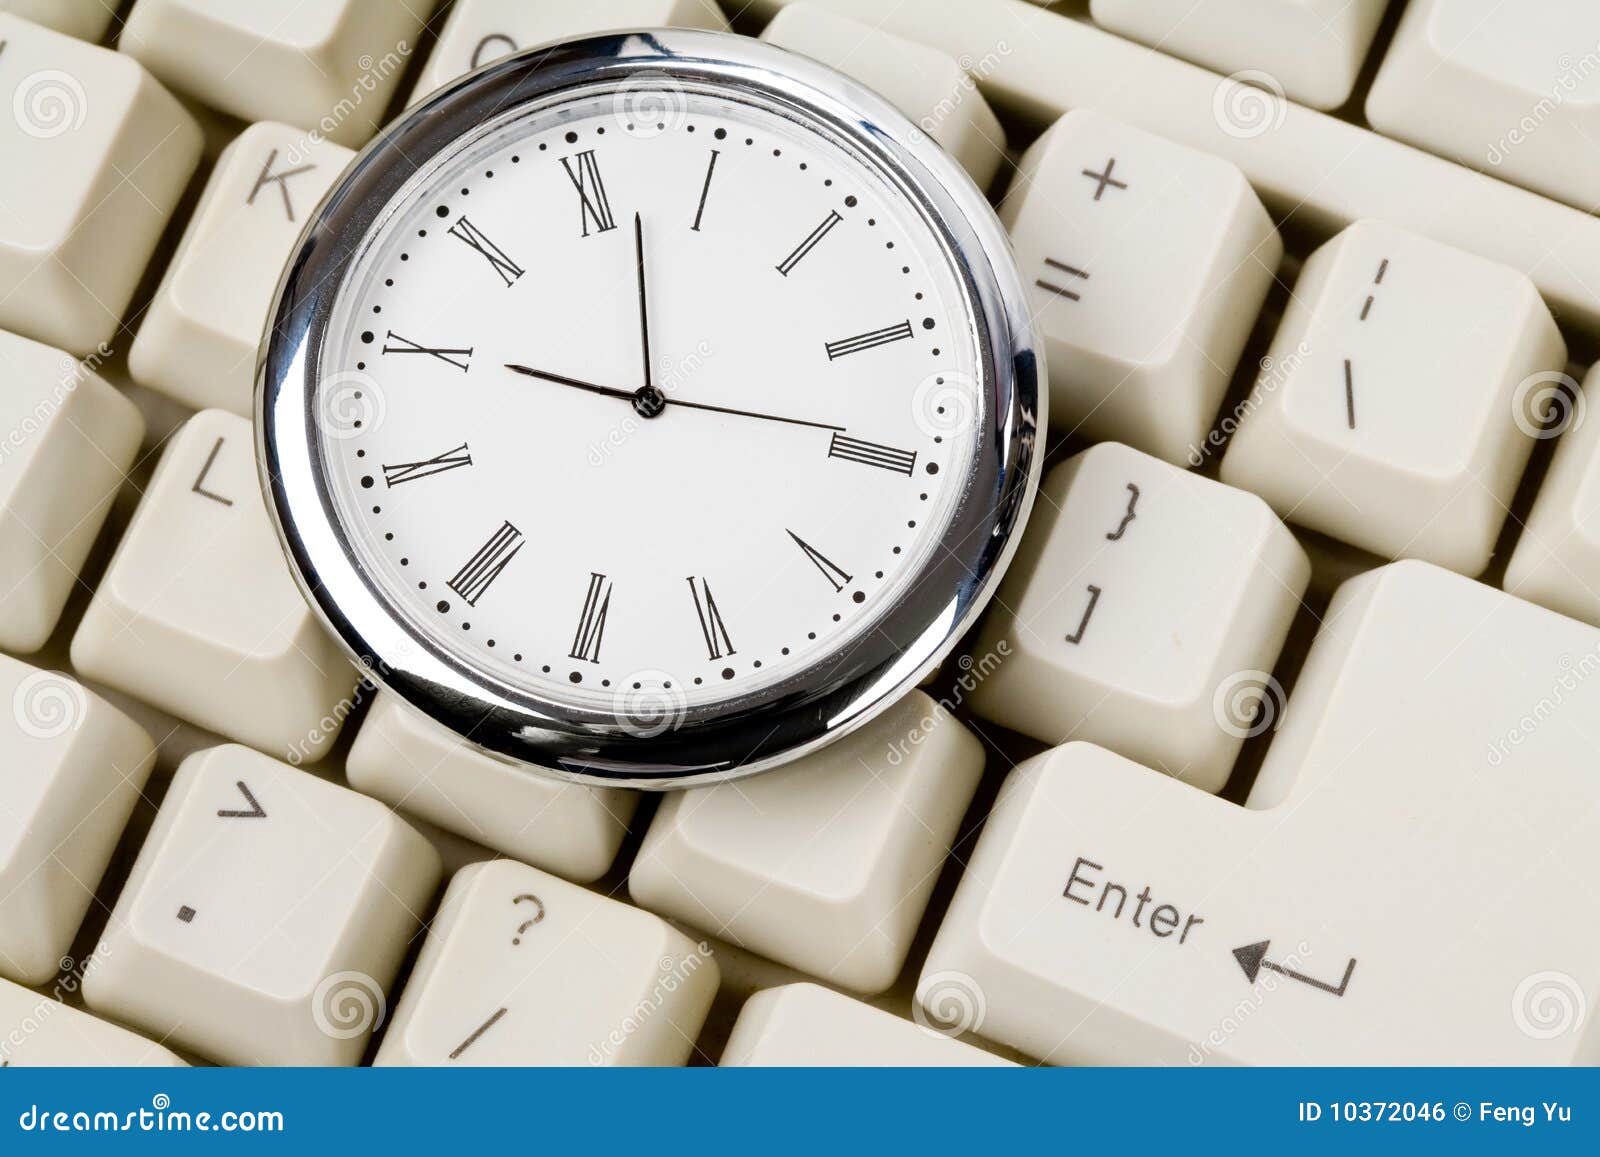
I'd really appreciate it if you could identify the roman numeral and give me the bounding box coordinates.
[776,210,842,276]
[787,530,852,593]
[824,320,914,360]
[382,443,472,487]
[828,433,917,476]
[687,576,735,661]
[381,331,473,372]
[448,521,524,606]
[559,149,617,236]
[447,216,524,286]
[568,572,612,663]
[691,149,719,232]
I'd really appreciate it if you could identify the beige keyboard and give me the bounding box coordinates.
[2,0,1599,1067]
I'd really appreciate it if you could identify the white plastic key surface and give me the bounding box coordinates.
[1367,1,1600,213]
[118,0,434,147]
[0,978,185,1066]
[0,1,113,41]
[927,561,1600,1065]
[721,982,1013,1067]
[0,15,201,354]
[346,692,637,884]
[1090,0,1388,111]
[1222,220,1566,575]
[83,744,442,1066]
[742,0,1600,338]
[377,859,718,1066]
[0,655,155,984]
[0,330,144,653]
[408,0,728,106]
[630,691,984,994]
[130,122,353,415]
[1505,363,1600,626]
[71,409,360,762]
[971,443,1307,793]
[1003,109,1280,464]
[760,4,1006,189]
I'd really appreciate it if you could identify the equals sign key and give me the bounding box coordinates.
[1037,257,1090,302]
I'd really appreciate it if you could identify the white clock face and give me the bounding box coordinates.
[315,83,984,714]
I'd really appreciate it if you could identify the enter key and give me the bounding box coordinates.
[920,561,1600,1065]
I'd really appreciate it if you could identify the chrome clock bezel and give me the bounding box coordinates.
[257,29,1043,788]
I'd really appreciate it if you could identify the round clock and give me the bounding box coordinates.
[258,29,1042,788]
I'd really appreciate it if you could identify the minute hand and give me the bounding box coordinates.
[503,364,845,432]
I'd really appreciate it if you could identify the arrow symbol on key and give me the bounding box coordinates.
[216,780,267,819]
[1232,940,1356,997]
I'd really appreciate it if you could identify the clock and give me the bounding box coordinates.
[258,30,1042,787]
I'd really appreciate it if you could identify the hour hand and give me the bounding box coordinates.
[503,364,637,403]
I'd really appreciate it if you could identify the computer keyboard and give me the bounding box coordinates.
[1,0,1599,1068]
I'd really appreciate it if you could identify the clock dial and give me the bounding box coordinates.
[314,84,985,714]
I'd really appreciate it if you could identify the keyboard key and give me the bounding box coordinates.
[345,692,637,884]
[1221,221,1566,575]
[84,744,441,1066]
[129,122,353,415]
[629,690,984,994]
[760,4,1006,188]
[1367,1,1600,212]
[118,0,435,146]
[0,655,155,984]
[0,977,185,1066]
[1505,364,1600,625]
[377,859,718,1066]
[721,982,1013,1066]
[970,443,1307,793]
[1003,109,1280,464]
[0,330,144,653]
[0,15,201,354]
[745,0,1600,339]
[0,1,113,41]
[928,561,1600,1065]
[70,409,360,762]
[1090,0,1388,111]
[409,0,728,106]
